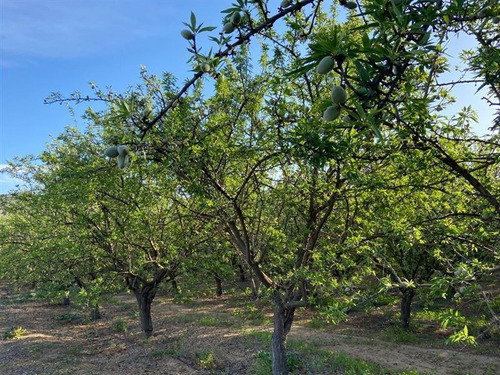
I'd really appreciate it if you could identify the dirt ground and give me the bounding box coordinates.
[1,283,499,375]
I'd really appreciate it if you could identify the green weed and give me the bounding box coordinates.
[197,350,217,370]
[112,317,128,333]
[3,326,28,340]
[308,316,327,329]
[381,326,419,344]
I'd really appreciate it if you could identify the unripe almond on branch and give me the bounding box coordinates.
[344,1,357,10]
[181,29,195,40]
[117,145,129,156]
[281,0,292,8]
[230,11,242,25]
[317,56,335,74]
[117,154,129,169]
[323,105,341,121]
[223,22,235,34]
[201,63,211,72]
[342,115,353,123]
[331,85,347,104]
[104,145,119,158]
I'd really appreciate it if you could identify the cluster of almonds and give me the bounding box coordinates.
[317,56,347,121]
[223,11,242,34]
[104,145,129,169]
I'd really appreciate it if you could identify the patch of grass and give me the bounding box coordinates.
[242,329,272,344]
[3,326,28,340]
[54,312,82,323]
[151,332,188,359]
[108,296,135,309]
[232,304,271,325]
[112,317,128,333]
[173,313,234,327]
[173,294,194,304]
[198,315,226,327]
[381,325,419,344]
[251,343,423,375]
[253,350,303,374]
[373,293,399,307]
[308,316,327,329]
[63,346,83,358]
[3,291,40,305]
[197,349,217,370]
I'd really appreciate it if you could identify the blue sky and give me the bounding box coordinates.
[0,0,225,193]
[0,0,495,194]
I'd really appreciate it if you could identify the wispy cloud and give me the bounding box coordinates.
[0,0,175,63]
[0,164,24,194]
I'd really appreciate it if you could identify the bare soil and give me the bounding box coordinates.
[1,284,499,375]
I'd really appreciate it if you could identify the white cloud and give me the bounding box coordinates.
[0,164,24,194]
[0,0,175,61]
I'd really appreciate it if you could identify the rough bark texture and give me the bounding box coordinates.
[400,288,415,330]
[134,287,156,338]
[238,264,246,282]
[271,293,296,375]
[171,279,179,295]
[215,276,223,297]
[89,303,101,320]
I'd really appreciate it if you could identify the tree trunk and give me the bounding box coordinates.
[238,264,246,282]
[134,287,156,338]
[215,275,223,297]
[62,296,70,306]
[171,279,179,295]
[271,293,296,375]
[400,287,415,330]
[89,303,101,320]
[250,274,261,299]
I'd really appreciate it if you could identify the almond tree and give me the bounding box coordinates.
[42,1,499,373]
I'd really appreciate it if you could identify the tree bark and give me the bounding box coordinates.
[215,275,223,297]
[400,287,415,330]
[89,303,101,320]
[171,279,179,295]
[134,286,156,338]
[271,293,296,375]
[238,264,246,282]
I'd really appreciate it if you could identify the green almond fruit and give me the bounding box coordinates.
[181,29,194,40]
[117,145,129,156]
[281,0,292,7]
[230,11,241,25]
[117,154,129,169]
[223,22,235,34]
[323,105,341,121]
[104,145,119,158]
[331,85,347,104]
[344,1,357,10]
[317,56,335,74]
[342,115,353,123]
[201,63,211,72]
[493,16,500,24]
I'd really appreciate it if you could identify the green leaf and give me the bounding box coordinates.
[353,61,370,83]
[199,26,217,32]
[190,11,197,29]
